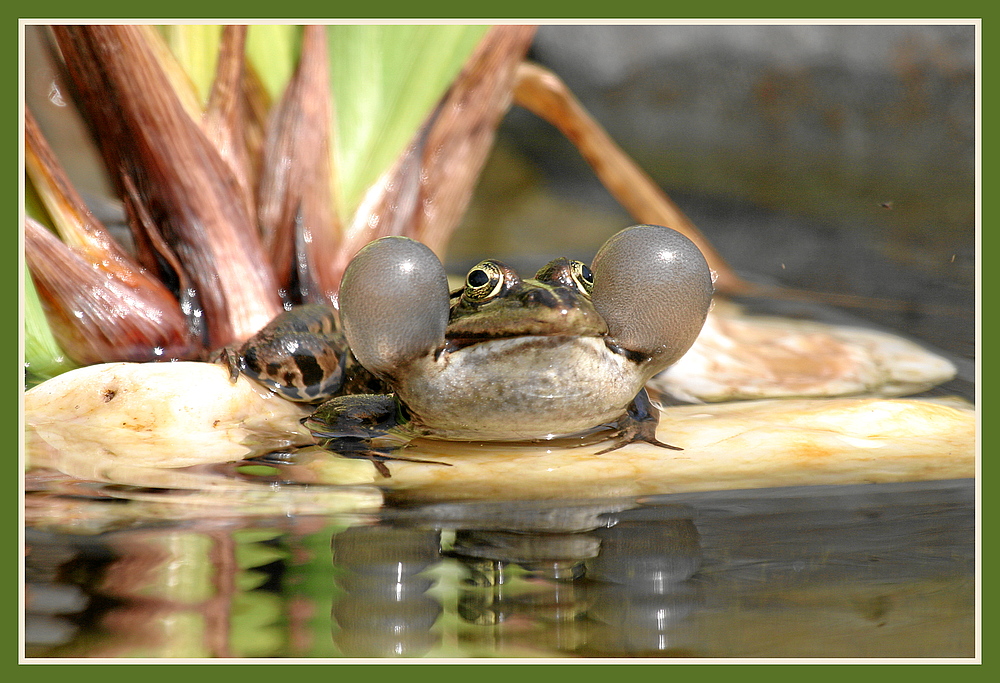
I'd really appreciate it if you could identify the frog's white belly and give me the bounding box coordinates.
[395,335,647,441]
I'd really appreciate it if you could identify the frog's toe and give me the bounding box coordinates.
[594,420,683,455]
[594,387,683,454]
[215,346,242,383]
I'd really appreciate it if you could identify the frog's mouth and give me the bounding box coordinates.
[440,332,604,355]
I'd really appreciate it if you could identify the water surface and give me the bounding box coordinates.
[24,478,974,659]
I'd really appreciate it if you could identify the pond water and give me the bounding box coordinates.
[24,478,974,659]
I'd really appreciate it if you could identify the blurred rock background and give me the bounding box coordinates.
[451,24,976,365]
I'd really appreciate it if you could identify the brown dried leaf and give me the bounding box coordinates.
[203,25,256,222]
[25,217,197,365]
[256,25,340,302]
[25,108,134,279]
[25,107,196,343]
[241,65,272,208]
[52,25,281,348]
[144,25,205,122]
[118,172,206,344]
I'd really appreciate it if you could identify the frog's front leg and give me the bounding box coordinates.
[302,395,450,477]
[304,394,402,440]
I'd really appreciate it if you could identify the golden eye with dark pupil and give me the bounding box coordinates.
[467,268,489,287]
[465,261,504,300]
[572,261,595,294]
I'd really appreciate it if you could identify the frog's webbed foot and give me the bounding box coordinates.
[303,395,451,478]
[595,388,683,454]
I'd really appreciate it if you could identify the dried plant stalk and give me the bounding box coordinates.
[513,62,746,294]
[52,25,282,349]
[239,63,272,202]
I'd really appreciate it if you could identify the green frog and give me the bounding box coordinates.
[231,225,714,476]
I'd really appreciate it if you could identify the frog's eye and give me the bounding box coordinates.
[534,257,593,296]
[464,260,506,301]
[570,261,594,295]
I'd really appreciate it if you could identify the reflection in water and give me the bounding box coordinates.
[24,479,975,659]
[331,526,442,657]
[583,511,704,656]
[25,519,344,658]
[449,528,596,654]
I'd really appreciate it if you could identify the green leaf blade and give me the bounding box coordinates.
[23,265,78,385]
[158,25,223,107]
[246,24,302,103]
[326,24,489,226]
